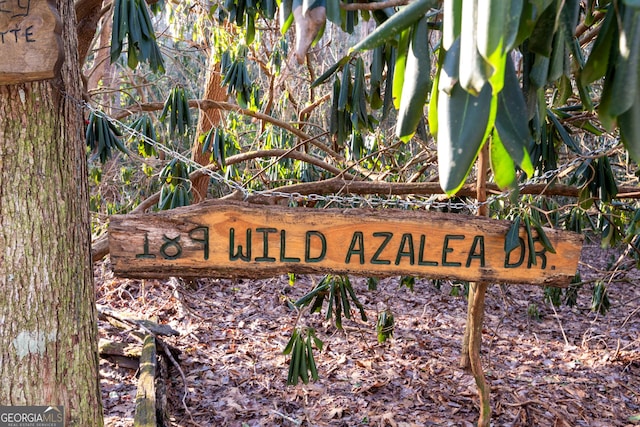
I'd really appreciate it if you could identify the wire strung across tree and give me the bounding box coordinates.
[71,91,623,212]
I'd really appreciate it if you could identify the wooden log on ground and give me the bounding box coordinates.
[97,305,180,337]
[98,339,141,370]
[99,339,142,358]
[133,334,157,427]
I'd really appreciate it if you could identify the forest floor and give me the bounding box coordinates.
[96,240,640,427]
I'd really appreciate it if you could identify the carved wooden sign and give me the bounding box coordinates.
[109,201,583,286]
[0,0,63,84]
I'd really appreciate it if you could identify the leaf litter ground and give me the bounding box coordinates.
[97,242,640,426]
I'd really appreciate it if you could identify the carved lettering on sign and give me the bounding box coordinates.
[0,0,63,84]
[108,201,584,286]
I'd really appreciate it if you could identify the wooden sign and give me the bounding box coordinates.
[0,0,63,84]
[109,201,583,286]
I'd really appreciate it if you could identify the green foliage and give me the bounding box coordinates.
[86,112,127,163]
[544,286,563,307]
[295,275,367,329]
[581,3,640,161]
[436,72,494,195]
[399,275,415,291]
[570,156,619,207]
[591,280,611,316]
[564,273,582,307]
[221,46,256,109]
[201,127,229,169]
[527,303,541,320]
[130,115,158,158]
[376,310,394,343]
[160,87,192,139]
[158,159,192,210]
[504,210,556,269]
[395,15,431,142]
[283,328,323,385]
[110,0,165,72]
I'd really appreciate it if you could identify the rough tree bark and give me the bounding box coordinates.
[191,49,227,203]
[0,4,103,426]
[76,0,106,65]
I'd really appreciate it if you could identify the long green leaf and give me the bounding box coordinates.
[459,0,491,94]
[477,0,523,74]
[392,28,411,109]
[504,215,521,254]
[547,109,580,153]
[280,0,294,33]
[609,6,640,116]
[528,0,559,56]
[547,29,566,82]
[581,4,615,84]
[619,82,640,163]
[428,48,444,136]
[396,16,431,142]
[442,0,461,50]
[311,55,349,88]
[597,61,617,131]
[438,37,460,94]
[437,82,494,195]
[490,130,517,189]
[325,0,340,24]
[494,57,534,176]
[349,0,436,53]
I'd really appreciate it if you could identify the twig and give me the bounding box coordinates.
[157,338,192,418]
[550,303,570,347]
[270,410,302,425]
[503,399,546,407]
[341,0,408,10]
[621,305,640,328]
[167,277,205,319]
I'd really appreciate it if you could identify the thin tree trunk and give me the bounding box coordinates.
[76,0,106,65]
[460,144,489,369]
[0,3,103,425]
[461,144,491,425]
[469,281,491,426]
[87,14,115,93]
[191,49,227,203]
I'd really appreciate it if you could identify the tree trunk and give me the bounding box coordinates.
[460,144,490,369]
[0,3,103,425]
[460,144,491,425]
[191,49,227,203]
[87,14,116,93]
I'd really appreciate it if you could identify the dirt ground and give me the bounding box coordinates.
[97,241,640,427]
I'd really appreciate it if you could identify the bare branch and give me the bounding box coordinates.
[111,99,345,162]
[340,0,409,11]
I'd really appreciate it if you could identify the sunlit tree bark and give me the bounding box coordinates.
[0,4,103,425]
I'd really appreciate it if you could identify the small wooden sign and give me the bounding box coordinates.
[0,0,63,84]
[109,201,583,286]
